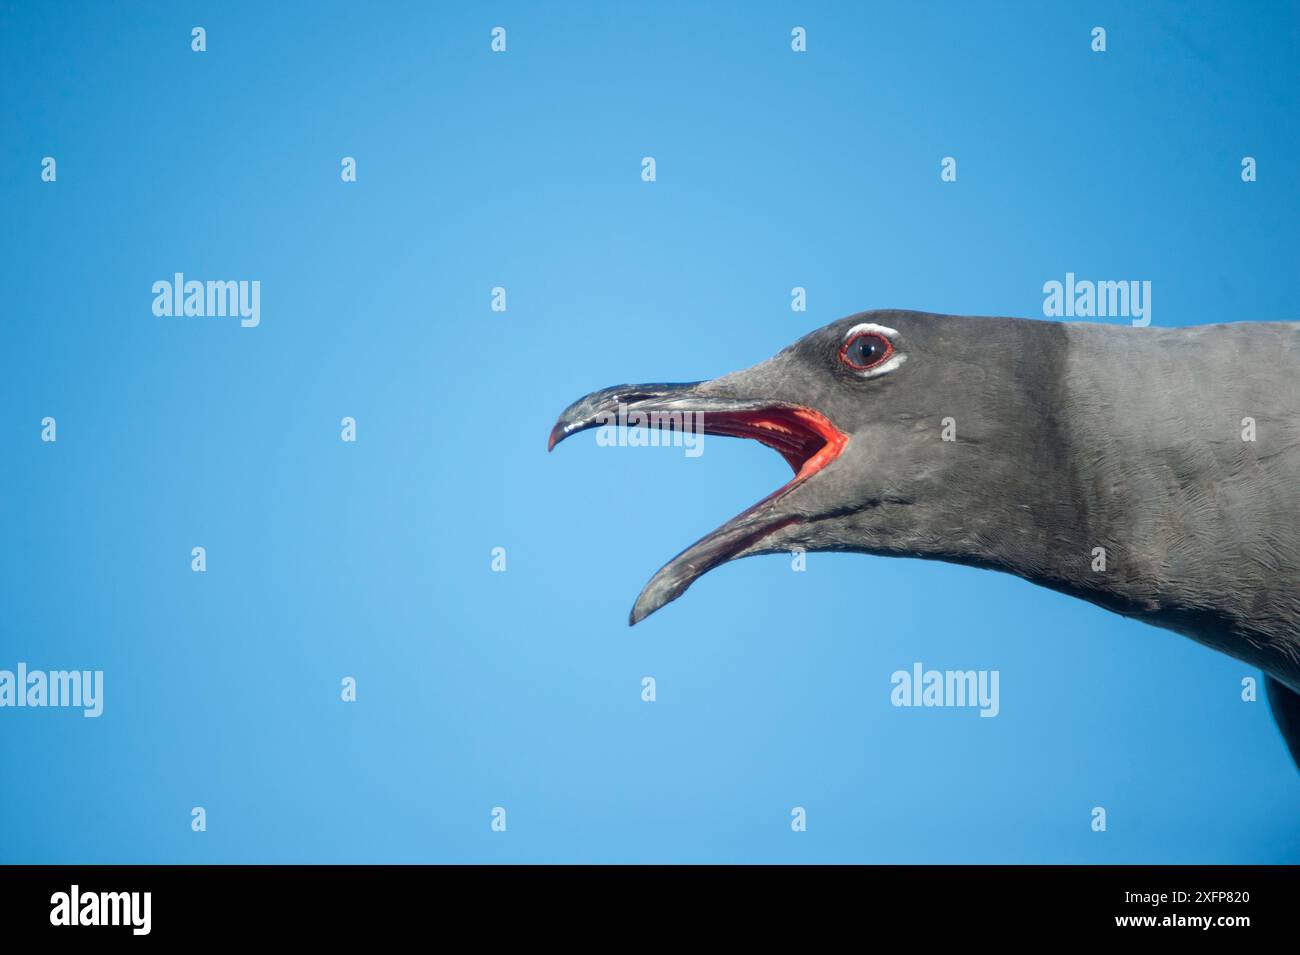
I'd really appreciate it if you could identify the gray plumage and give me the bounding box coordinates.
[550,309,1300,766]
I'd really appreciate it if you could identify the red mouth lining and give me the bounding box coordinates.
[702,407,848,482]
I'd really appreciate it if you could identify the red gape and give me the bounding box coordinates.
[699,407,848,479]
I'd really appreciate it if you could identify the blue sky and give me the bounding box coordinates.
[1,1,1297,862]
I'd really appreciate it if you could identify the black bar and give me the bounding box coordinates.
[0,865,1284,940]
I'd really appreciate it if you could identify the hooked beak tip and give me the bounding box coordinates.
[546,422,565,452]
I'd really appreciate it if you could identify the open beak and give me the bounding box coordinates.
[548,382,848,624]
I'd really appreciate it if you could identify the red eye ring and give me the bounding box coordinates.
[839,331,894,371]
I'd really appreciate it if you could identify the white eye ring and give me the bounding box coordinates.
[841,322,906,378]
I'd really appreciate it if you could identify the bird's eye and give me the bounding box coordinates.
[839,332,893,371]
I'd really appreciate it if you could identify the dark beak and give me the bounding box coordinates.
[549,382,848,624]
